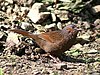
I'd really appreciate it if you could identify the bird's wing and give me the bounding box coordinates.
[38,31,64,43]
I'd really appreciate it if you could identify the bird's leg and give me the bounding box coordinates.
[41,53,61,63]
[49,54,61,63]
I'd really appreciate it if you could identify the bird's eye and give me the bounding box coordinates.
[69,24,76,29]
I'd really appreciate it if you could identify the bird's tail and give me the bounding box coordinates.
[9,29,38,39]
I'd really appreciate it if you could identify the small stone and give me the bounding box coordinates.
[45,23,56,29]
[33,24,46,33]
[13,4,19,12]
[54,63,67,70]
[55,10,69,21]
[91,73,100,75]
[0,31,5,39]
[51,13,56,22]
[27,0,34,5]
[92,5,100,13]
[21,22,34,30]
[94,19,100,24]
[94,19,100,26]
[45,23,57,31]
[5,32,20,47]
[95,38,100,43]
[21,7,29,12]
[74,44,83,49]
[25,49,32,54]
[5,0,13,3]
[5,2,9,6]
[88,49,98,54]
[6,62,16,66]
[83,22,90,29]
[2,7,6,11]
[59,0,71,2]
[7,7,12,15]
[34,48,41,53]
[78,33,90,41]
[57,22,62,30]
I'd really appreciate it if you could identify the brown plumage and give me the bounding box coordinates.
[10,24,79,56]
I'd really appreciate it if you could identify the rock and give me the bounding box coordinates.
[21,7,29,12]
[45,23,56,29]
[54,63,67,70]
[74,44,83,49]
[21,22,34,30]
[45,23,57,31]
[34,48,41,53]
[0,31,5,39]
[94,19,100,25]
[51,13,56,22]
[91,73,100,75]
[95,38,100,43]
[57,22,62,30]
[87,49,98,54]
[33,24,47,33]
[27,0,34,5]
[13,4,19,13]
[21,7,29,16]
[82,22,90,29]
[5,32,20,47]
[94,19,100,29]
[0,31,7,41]
[59,0,71,2]
[92,5,100,13]
[78,33,90,41]
[5,0,13,3]
[27,3,50,23]
[14,0,35,6]
[7,6,12,15]
[55,10,69,21]
[25,48,32,54]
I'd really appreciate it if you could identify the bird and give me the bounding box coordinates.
[9,24,79,56]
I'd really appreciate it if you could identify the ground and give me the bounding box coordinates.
[0,0,100,75]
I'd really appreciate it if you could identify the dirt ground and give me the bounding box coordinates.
[0,0,100,75]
